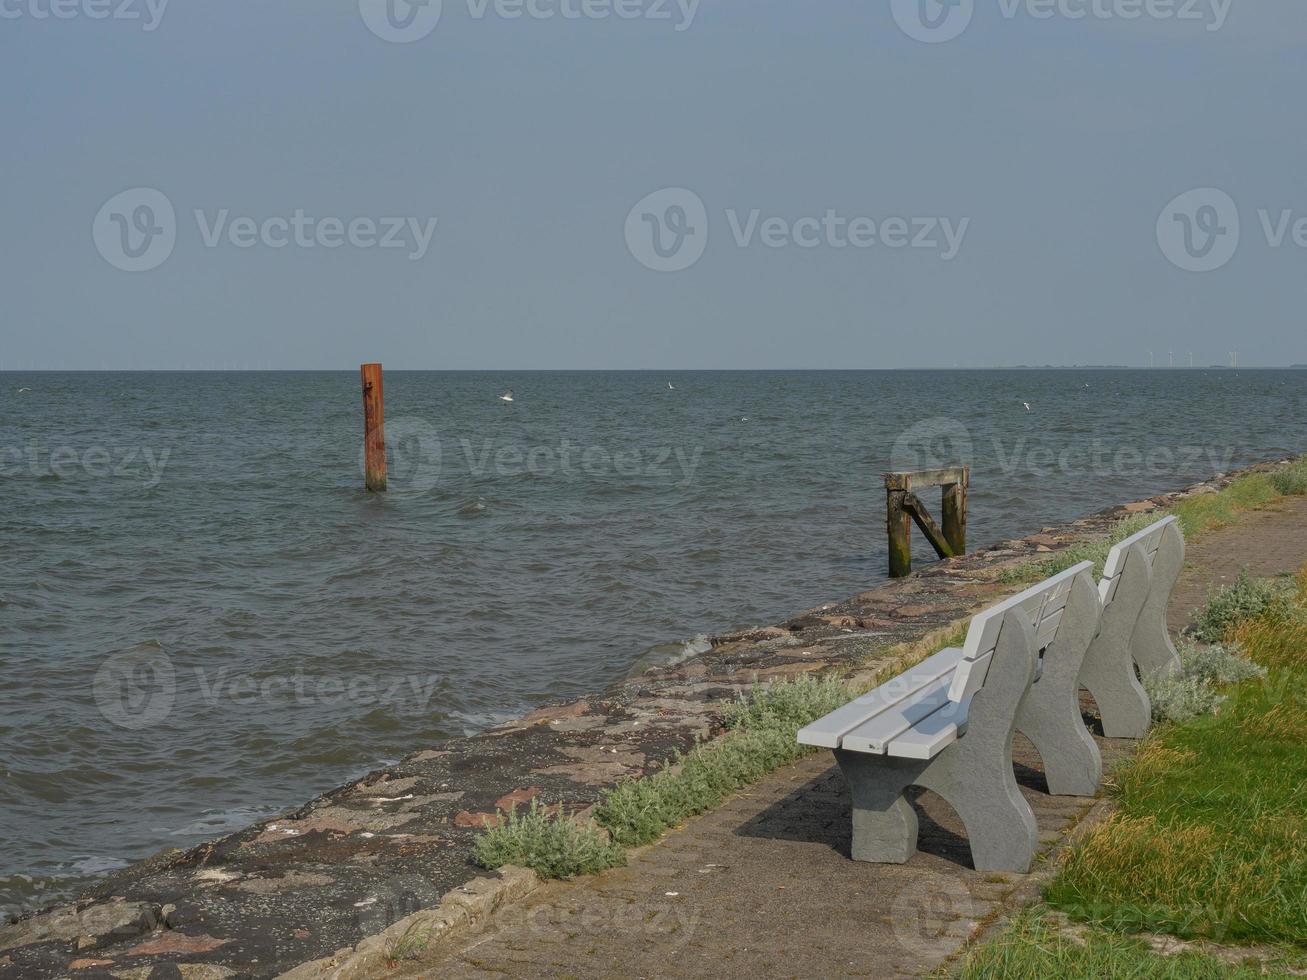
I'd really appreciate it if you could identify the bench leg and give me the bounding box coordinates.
[1014,571,1104,796]
[1131,521,1184,679]
[1081,543,1152,739]
[834,752,922,863]
[918,609,1040,872]
[832,609,1039,872]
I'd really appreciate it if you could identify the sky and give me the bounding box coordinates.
[2,0,1306,370]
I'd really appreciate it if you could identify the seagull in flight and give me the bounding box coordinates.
[498,390,514,404]
[16,387,31,394]
[1022,402,1032,411]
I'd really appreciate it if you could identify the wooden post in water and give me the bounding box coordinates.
[884,466,969,577]
[360,363,387,492]
[886,487,913,579]
[940,469,968,557]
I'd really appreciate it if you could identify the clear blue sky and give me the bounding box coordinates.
[3,0,1305,369]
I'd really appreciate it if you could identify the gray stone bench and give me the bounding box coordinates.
[1079,514,1184,738]
[797,562,1103,873]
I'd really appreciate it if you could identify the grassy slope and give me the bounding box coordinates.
[1044,571,1307,946]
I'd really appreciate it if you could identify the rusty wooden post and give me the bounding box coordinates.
[941,469,968,556]
[884,465,969,577]
[360,363,387,492]
[887,487,912,579]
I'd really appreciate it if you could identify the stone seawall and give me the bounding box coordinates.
[1,461,1291,980]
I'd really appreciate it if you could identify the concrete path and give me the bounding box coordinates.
[403,496,1307,980]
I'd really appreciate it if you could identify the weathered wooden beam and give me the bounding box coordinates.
[887,489,912,578]
[884,466,968,492]
[903,492,955,560]
[360,363,387,492]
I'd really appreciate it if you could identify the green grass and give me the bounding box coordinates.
[999,457,1307,587]
[1044,571,1307,947]
[954,908,1305,979]
[471,800,626,879]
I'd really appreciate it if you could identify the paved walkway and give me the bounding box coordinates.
[403,496,1307,979]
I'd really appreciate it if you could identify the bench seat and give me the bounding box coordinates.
[797,646,965,752]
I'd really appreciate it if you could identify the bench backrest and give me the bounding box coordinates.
[1098,515,1178,605]
[947,560,1095,702]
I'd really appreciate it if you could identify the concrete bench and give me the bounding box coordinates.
[797,561,1103,873]
[1079,515,1184,738]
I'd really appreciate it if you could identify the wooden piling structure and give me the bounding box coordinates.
[885,466,968,577]
[360,363,387,492]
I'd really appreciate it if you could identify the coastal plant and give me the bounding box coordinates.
[720,673,856,734]
[471,800,625,879]
[1190,570,1292,643]
[596,673,870,848]
[1270,457,1307,496]
[1143,640,1265,724]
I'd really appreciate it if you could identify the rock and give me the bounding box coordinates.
[493,787,541,812]
[123,931,228,956]
[1123,500,1158,513]
[453,811,502,829]
[0,900,160,952]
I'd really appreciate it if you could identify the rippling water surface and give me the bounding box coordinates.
[2,369,1305,912]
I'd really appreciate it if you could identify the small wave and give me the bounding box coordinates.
[167,805,284,838]
[623,633,713,679]
[457,497,488,517]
